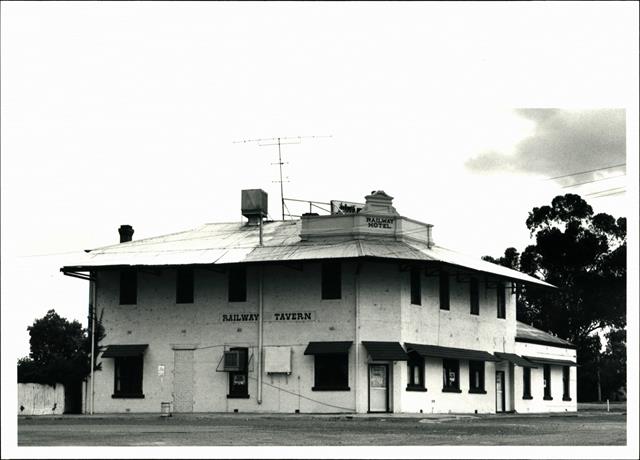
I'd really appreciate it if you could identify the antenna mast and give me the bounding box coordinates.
[234,135,332,220]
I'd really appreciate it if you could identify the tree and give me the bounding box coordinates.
[483,194,626,401]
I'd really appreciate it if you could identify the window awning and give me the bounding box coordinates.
[494,352,538,368]
[405,343,499,362]
[362,341,408,361]
[522,355,578,367]
[304,341,353,355]
[101,344,148,358]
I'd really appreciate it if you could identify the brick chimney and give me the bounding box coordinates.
[118,225,134,243]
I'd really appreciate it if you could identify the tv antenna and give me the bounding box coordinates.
[233,135,332,220]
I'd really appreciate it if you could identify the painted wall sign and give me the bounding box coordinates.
[221,311,316,322]
[366,216,394,229]
[331,200,364,215]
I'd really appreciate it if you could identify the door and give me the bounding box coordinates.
[173,349,195,412]
[369,364,389,413]
[495,371,505,413]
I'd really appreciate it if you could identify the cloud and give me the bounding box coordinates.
[465,109,626,183]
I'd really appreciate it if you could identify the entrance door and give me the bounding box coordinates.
[173,349,195,413]
[495,371,505,413]
[369,364,389,413]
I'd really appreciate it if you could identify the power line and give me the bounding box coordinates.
[584,187,626,197]
[561,174,626,189]
[546,163,626,181]
[590,190,626,199]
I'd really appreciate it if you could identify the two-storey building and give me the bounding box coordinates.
[61,190,577,414]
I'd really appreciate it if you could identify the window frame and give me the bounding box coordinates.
[176,267,194,304]
[406,352,426,391]
[119,269,137,305]
[468,360,486,393]
[312,353,350,391]
[543,364,553,400]
[410,267,422,305]
[321,261,342,300]
[228,266,247,302]
[496,282,506,319]
[439,271,450,310]
[227,347,249,398]
[442,359,460,392]
[112,356,144,398]
[562,366,571,401]
[523,366,533,399]
[469,277,479,315]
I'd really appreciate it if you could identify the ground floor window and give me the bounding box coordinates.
[442,359,460,392]
[313,353,349,391]
[113,356,144,398]
[543,364,552,400]
[406,353,425,391]
[227,347,249,398]
[523,367,532,399]
[562,366,571,401]
[468,361,485,393]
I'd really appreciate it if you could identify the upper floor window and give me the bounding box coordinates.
[496,282,506,319]
[543,364,552,400]
[410,267,421,305]
[470,277,479,315]
[119,269,137,305]
[439,271,450,310]
[228,266,247,302]
[442,359,460,392]
[523,367,532,399]
[562,366,571,401]
[176,267,194,304]
[406,353,425,391]
[321,262,341,300]
[468,360,485,393]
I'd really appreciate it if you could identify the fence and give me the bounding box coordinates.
[18,383,65,415]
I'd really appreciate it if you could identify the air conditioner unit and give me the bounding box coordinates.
[223,351,242,371]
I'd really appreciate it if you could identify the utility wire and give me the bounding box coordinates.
[584,187,626,197]
[560,174,626,189]
[546,163,626,181]
[590,190,626,199]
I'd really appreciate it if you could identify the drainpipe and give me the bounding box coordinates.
[257,265,264,404]
[354,262,360,413]
[89,272,96,415]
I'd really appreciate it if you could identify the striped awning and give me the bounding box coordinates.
[101,344,148,358]
[362,341,408,361]
[405,343,499,362]
[522,355,578,367]
[304,341,353,355]
[494,352,538,368]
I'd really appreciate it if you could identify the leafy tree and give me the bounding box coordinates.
[483,194,626,401]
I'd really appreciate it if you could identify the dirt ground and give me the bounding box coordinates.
[17,410,626,446]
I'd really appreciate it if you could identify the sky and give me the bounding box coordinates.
[1,2,638,458]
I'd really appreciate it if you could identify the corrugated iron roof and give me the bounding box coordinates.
[61,220,553,287]
[522,355,578,366]
[494,352,538,368]
[405,343,500,362]
[516,321,575,348]
[362,341,409,361]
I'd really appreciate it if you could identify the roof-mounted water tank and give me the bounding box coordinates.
[241,189,268,225]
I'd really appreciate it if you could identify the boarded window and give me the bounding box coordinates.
[119,269,137,305]
[227,347,249,398]
[468,360,485,392]
[523,367,532,399]
[442,359,460,391]
[313,353,349,390]
[176,268,194,304]
[470,277,479,315]
[497,282,506,319]
[543,364,552,400]
[410,267,421,305]
[321,262,341,300]
[228,266,247,302]
[406,353,425,390]
[439,271,450,310]
[562,366,571,401]
[113,356,143,397]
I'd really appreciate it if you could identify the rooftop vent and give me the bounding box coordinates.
[241,189,268,226]
[118,225,134,243]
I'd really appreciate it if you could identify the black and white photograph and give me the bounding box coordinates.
[1,1,638,459]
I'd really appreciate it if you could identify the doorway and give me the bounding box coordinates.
[495,370,505,413]
[368,364,389,413]
[173,349,195,412]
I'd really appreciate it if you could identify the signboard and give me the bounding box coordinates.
[221,311,316,323]
[157,365,165,377]
[331,200,364,215]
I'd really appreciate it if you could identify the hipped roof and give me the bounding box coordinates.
[61,221,553,287]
